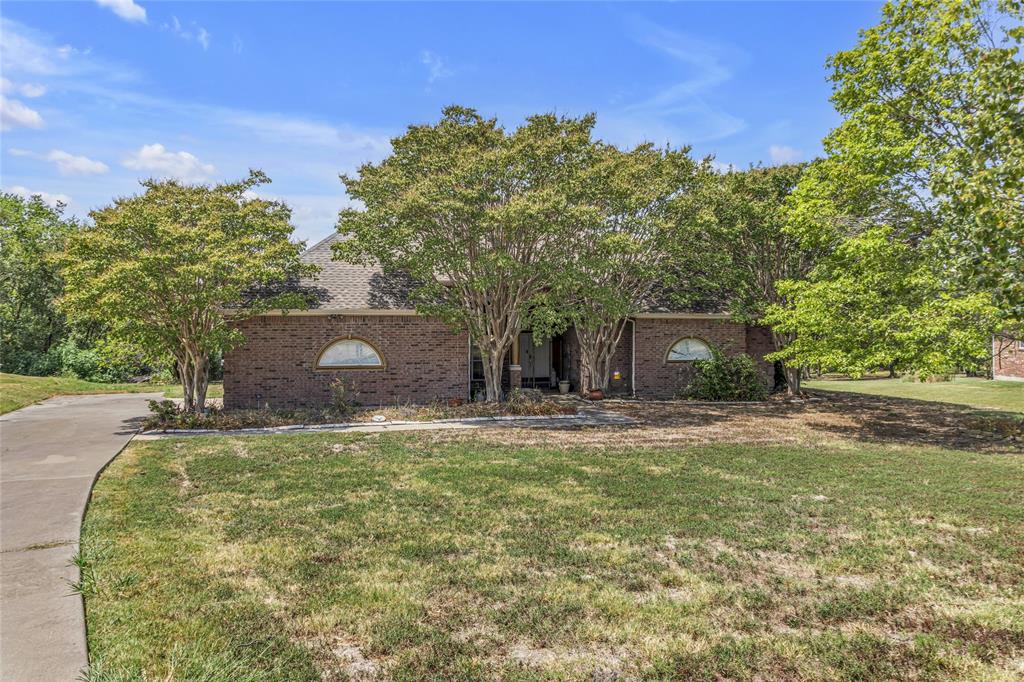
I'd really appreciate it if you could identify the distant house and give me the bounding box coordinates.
[993,334,1024,381]
[223,234,776,409]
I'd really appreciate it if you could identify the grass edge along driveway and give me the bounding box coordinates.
[81,432,1024,681]
[0,373,223,415]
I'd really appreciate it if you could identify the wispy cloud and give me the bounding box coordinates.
[8,147,110,175]
[768,144,802,163]
[162,16,211,51]
[1,18,136,82]
[232,35,244,54]
[597,17,746,147]
[123,143,215,181]
[420,50,453,84]
[0,95,44,130]
[1,77,46,98]
[95,0,147,24]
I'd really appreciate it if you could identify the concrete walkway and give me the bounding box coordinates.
[1,393,158,681]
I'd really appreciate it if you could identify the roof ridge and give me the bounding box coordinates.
[303,231,341,255]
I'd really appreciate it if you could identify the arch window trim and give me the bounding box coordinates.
[665,337,713,363]
[315,337,386,369]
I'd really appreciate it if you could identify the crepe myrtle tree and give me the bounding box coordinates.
[563,143,709,394]
[335,106,599,402]
[58,171,317,413]
[699,163,824,395]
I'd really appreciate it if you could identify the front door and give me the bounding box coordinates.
[519,332,552,387]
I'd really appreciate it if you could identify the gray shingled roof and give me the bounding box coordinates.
[297,233,727,314]
[300,233,414,310]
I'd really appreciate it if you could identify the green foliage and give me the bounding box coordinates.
[59,171,317,412]
[328,377,360,419]
[0,192,74,374]
[336,106,601,401]
[810,0,1024,322]
[765,226,999,377]
[685,351,769,401]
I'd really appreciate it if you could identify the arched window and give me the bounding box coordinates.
[316,338,384,368]
[666,337,712,362]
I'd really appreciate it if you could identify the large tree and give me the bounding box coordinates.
[335,106,598,402]
[0,193,74,374]
[699,164,824,394]
[765,226,999,377]
[59,171,316,413]
[816,0,1023,322]
[566,144,707,394]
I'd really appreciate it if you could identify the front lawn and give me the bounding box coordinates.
[805,376,1023,413]
[81,430,1023,680]
[0,372,223,414]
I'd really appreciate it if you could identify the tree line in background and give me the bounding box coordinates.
[2,0,1020,410]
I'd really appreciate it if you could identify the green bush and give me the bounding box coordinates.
[53,339,138,383]
[685,351,769,401]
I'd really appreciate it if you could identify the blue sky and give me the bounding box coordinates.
[1,1,882,243]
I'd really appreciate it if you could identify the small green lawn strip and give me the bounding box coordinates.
[81,434,1024,680]
[805,377,1023,413]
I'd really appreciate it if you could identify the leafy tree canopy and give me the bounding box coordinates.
[59,170,316,412]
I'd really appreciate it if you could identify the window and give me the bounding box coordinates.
[667,337,712,362]
[316,338,384,368]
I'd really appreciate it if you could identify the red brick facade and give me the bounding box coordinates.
[993,335,1024,381]
[224,314,775,408]
[224,314,469,409]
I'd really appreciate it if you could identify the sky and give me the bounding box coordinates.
[0,0,883,244]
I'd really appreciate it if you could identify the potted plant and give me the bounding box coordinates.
[558,379,570,394]
[587,388,604,401]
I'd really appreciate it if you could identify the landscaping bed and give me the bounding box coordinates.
[143,394,576,431]
[81,430,1024,680]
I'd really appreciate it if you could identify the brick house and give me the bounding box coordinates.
[993,334,1024,381]
[224,235,776,409]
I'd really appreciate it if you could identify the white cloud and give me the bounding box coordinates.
[47,149,110,175]
[232,35,243,54]
[122,143,215,181]
[228,112,391,155]
[95,0,147,24]
[420,50,453,84]
[197,27,210,50]
[768,144,802,163]
[711,160,737,173]
[1,77,46,98]
[1,18,136,83]
[0,95,44,130]
[7,185,72,207]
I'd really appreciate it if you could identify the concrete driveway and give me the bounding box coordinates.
[1,393,158,681]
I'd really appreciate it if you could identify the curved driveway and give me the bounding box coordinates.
[0,393,158,681]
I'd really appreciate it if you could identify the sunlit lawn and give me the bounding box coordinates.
[81,431,1024,680]
[805,376,1023,413]
[0,372,223,414]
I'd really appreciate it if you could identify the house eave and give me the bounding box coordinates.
[246,308,736,320]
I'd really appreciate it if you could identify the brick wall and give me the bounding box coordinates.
[632,318,752,398]
[224,314,469,409]
[993,336,1024,381]
[746,325,778,389]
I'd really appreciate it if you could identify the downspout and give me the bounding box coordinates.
[630,318,636,397]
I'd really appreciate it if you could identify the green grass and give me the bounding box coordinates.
[81,433,1024,680]
[806,377,1023,413]
[0,372,223,414]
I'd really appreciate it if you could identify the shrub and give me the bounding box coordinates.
[328,378,360,419]
[685,351,769,402]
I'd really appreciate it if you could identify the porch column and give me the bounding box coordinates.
[509,335,522,391]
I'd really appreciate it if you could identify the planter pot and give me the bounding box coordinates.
[558,381,570,395]
[587,388,605,401]
[448,397,465,407]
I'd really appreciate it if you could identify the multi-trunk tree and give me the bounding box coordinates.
[567,144,707,394]
[335,107,598,402]
[59,171,316,413]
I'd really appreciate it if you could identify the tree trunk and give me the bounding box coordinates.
[576,319,628,394]
[771,330,802,396]
[177,354,195,413]
[193,355,210,413]
[481,346,506,402]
